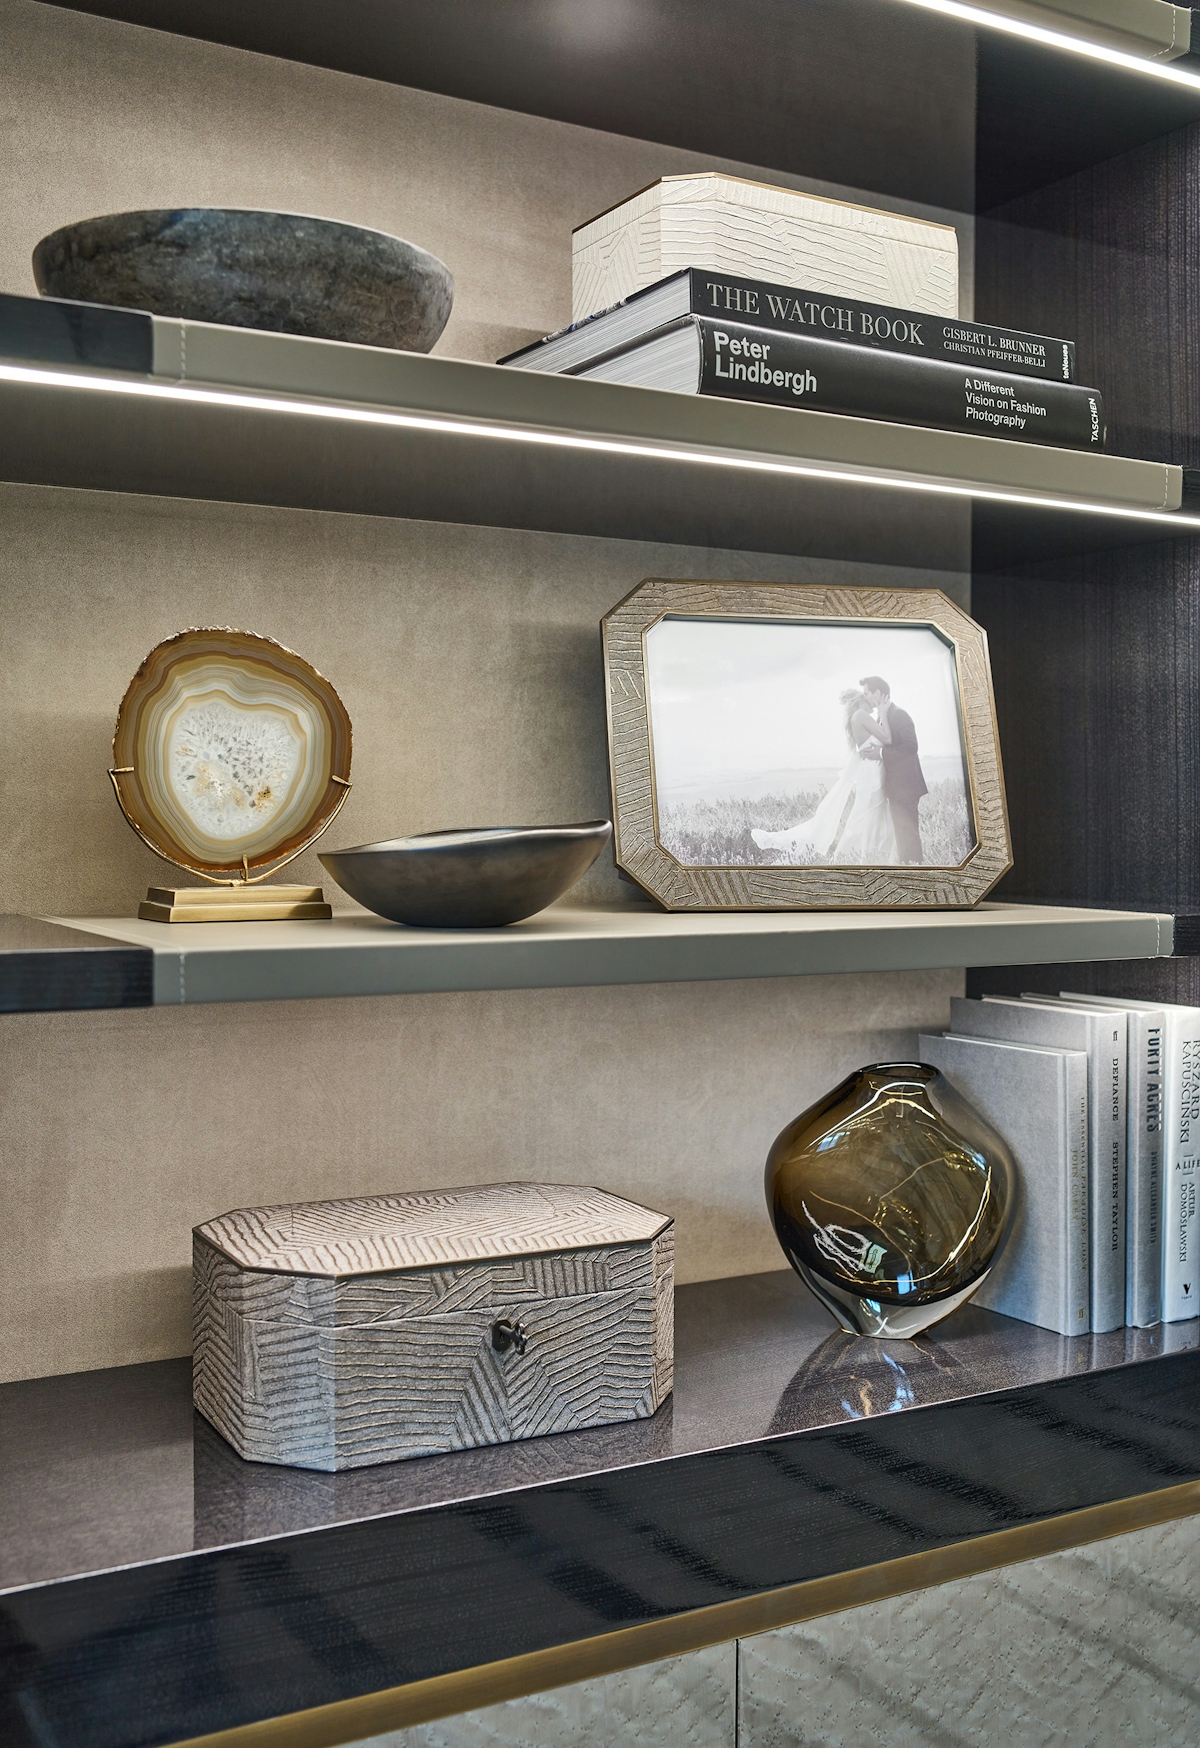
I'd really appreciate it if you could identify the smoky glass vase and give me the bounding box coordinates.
[766,1062,1015,1338]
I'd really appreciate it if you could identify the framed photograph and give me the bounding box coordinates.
[602,579,1010,910]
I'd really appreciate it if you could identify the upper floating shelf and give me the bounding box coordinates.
[0,315,1192,572]
[42,902,1173,1008]
[46,0,1200,210]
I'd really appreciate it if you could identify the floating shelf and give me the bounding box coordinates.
[0,915,152,1013]
[0,316,1191,572]
[1,1271,1196,1748]
[29,902,1172,1009]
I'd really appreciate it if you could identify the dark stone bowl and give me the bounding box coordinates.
[33,209,454,351]
[319,822,613,928]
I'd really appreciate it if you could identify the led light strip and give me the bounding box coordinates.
[901,0,1200,87]
[1,358,1196,529]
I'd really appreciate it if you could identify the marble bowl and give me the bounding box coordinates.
[33,209,454,351]
[320,822,612,928]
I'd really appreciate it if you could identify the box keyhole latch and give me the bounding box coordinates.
[491,1318,528,1356]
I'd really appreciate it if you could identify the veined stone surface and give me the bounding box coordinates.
[360,1644,736,1748]
[572,175,959,323]
[738,1512,1200,1746]
[111,627,352,876]
[346,1515,1199,1746]
[193,1181,674,1471]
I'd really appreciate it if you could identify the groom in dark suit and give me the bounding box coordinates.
[862,675,927,864]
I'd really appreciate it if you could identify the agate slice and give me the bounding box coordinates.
[111,629,352,877]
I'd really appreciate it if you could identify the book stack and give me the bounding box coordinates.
[920,993,1200,1337]
[503,173,1104,452]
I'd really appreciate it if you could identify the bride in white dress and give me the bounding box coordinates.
[751,688,899,864]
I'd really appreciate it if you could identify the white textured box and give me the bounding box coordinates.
[572,173,959,322]
[193,1180,674,1471]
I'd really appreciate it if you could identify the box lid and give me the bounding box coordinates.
[195,1180,670,1278]
[573,173,959,239]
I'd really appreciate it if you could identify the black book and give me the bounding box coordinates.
[501,268,1075,383]
[576,316,1104,451]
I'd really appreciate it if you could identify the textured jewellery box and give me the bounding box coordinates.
[193,1181,674,1471]
[571,172,959,322]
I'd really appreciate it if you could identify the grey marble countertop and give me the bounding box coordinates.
[2,1269,1196,1593]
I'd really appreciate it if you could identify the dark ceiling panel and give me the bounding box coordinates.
[45,0,977,210]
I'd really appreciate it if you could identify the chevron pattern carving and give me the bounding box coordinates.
[193,1182,673,1472]
[602,578,1012,911]
[198,1180,669,1276]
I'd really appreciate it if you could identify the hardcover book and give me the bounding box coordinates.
[574,316,1104,451]
[501,268,1075,382]
[951,996,1127,1332]
[571,173,959,322]
[1049,995,1163,1329]
[919,1032,1090,1336]
[1063,994,1197,1324]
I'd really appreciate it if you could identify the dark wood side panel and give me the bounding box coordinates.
[972,117,1200,1000]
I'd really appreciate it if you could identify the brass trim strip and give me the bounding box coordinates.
[170,1479,1200,1748]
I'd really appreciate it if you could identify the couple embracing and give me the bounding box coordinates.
[753,676,927,865]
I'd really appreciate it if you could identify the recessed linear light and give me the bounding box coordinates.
[900,0,1200,89]
[0,358,1195,530]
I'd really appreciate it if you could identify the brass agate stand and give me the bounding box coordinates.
[108,626,354,924]
[108,768,351,921]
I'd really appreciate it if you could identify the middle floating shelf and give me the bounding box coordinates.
[0,317,1191,570]
[52,902,1173,1007]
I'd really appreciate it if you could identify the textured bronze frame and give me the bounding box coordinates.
[602,579,1011,910]
[169,1480,1200,1748]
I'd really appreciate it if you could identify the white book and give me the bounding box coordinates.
[571,173,960,323]
[948,996,1126,1332]
[1062,993,1197,1324]
[919,1032,1089,1335]
[1044,995,1163,1328]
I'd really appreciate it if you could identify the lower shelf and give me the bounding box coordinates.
[0,1273,1197,1748]
[23,900,1175,1009]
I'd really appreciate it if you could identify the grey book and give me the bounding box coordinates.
[919,1032,1089,1335]
[949,996,1127,1332]
[1049,996,1163,1328]
[1062,993,1197,1324]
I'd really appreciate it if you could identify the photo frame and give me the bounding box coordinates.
[602,579,1011,910]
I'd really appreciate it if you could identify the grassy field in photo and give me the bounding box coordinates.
[658,777,974,868]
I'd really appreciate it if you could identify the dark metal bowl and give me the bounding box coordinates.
[319,822,613,928]
[33,208,453,351]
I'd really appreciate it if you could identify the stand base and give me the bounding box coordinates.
[138,885,333,923]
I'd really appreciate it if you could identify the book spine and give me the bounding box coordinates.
[1163,1016,1200,1321]
[1126,1011,1165,1328]
[688,270,1075,381]
[1088,1015,1127,1334]
[1066,1051,1092,1335]
[694,320,1104,450]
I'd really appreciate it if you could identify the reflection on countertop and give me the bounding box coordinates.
[1,1269,1196,1591]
